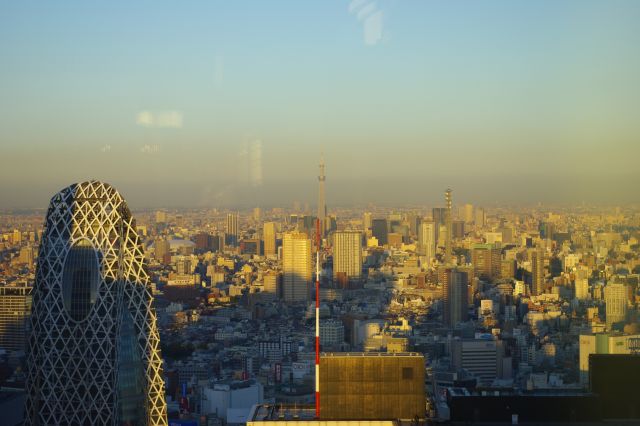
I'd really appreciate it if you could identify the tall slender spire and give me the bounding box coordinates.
[317,155,326,237]
[315,218,321,418]
[445,188,453,264]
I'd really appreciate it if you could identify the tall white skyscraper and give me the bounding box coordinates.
[332,230,363,283]
[418,220,436,264]
[605,282,627,330]
[25,181,167,426]
[282,231,312,303]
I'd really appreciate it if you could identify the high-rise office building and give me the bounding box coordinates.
[406,212,419,237]
[474,207,485,228]
[472,243,501,282]
[282,231,312,303]
[371,219,388,246]
[432,207,446,245]
[575,278,590,300]
[194,232,212,252]
[444,189,453,264]
[226,212,239,247]
[432,207,446,229]
[253,207,262,221]
[263,270,280,296]
[463,203,474,224]
[531,246,545,295]
[332,230,363,283]
[363,212,372,230]
[418,220,436,262]
[155,210,167,224]
[0,286,32,352]
[500,259,516,280]
[442,268,468,327]
[317,157,327,237]
[604,282,627,330]
[452,220,465,239]
[25,181,167,426]
[18,245,35,265]
[263,222,277,256]
[155,238,171,263]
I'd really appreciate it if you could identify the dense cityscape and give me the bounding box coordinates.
[1,161,639,424]
[3,1,640,424]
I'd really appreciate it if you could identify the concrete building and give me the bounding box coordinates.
[451,338,501,386]
[472,244,501,282]
[0,286,32,352]
[418,220,436,262]
[262,270,280,296]
[319,352,425,420]
[579,333,640,384]
[604,282,627,330]
[201,380,264,424]
[371,219,388,246]
[320,319,345,347]
[282,232,312,303]
[227,212,239,247]
[443,268,468,328]
[263,222,277,256]
[332,230,362,283]
[155,238,171,263]
[531,246,545,295]
[575,278,590,300]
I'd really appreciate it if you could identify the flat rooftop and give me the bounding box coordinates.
[321,352,422,357]
[247,404,401,424]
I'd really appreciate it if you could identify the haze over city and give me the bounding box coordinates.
[2,2,640,425]
[2,1,640,208]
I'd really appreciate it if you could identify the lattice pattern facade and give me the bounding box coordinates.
[25,181,167,426]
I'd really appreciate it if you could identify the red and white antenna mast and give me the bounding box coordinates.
[315,218,321,418]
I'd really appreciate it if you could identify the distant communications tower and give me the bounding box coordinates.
[317,156,326,238]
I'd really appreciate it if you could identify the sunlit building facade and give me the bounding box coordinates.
[282,231,312,303]
[332,230,362,283]
[0,286,32,352]
[25,181,167,426]
[263,221,277,256]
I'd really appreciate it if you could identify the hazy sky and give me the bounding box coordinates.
[1,1,639,208]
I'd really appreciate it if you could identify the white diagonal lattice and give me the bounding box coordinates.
[25,181,167,426]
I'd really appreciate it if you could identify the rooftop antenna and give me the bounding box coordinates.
[315,218,321,418]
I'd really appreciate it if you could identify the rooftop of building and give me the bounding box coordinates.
[321,352,422,358]
[247,404,401,424]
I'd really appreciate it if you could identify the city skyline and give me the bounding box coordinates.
[2,1,640,424]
